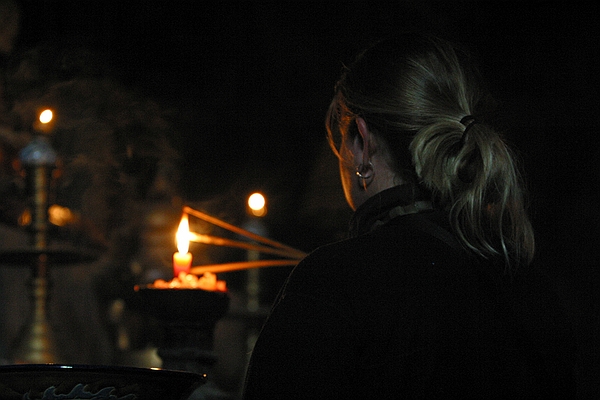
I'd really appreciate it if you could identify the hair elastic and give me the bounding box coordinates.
[460,115,478,145]
[460,115,477,129]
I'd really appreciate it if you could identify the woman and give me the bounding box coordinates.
[243,33,576,399]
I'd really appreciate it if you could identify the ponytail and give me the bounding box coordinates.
[411,117,534,269]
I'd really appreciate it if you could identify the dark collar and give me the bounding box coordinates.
[349,184,433,238]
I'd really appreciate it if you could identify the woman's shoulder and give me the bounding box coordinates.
[284,214,469,295]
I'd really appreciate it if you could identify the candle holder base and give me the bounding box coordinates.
[1,246,100,364]
[157,321,219,374]
[134,287,229,375]
[157,346,217,375]
[10,273,63,364]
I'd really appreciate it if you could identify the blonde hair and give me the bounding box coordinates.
[326,33,534,270]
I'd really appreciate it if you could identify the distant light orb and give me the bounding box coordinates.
[39,109,53,124]
[48,204,74,226]
[248,192,266,217]
[248,193,265,210]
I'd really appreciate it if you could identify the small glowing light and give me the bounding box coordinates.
[48,204,74,226]
[39,109,53,124]
[248,193,265,210]
[248,192,266,217]
[18,209,31,226]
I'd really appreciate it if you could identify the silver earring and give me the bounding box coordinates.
[355,161,374,180]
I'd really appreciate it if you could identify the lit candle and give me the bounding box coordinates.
[173,214,192,277]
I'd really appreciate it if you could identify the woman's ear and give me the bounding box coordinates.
[355,117,371,165]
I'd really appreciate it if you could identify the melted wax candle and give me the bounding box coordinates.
[173,214,192,277]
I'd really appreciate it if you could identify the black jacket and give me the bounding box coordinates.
[243,186,576,399]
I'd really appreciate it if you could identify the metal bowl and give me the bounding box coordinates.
[0,364,205,400]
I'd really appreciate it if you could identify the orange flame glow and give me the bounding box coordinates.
[176,214,190,254]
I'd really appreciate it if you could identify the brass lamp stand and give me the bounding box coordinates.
[1,135,97,363]
[12,142,59,363]
[11,135,60,364]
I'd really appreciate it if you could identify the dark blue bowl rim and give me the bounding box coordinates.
[0,364,206,381]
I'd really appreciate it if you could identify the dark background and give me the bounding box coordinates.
[6,1,600,398]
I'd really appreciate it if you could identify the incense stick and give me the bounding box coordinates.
[183,206,307,259]
[189,232,304,259]
[191,259,300,274]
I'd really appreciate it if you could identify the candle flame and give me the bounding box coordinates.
[176,214,190,254]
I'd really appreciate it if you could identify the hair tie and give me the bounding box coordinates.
[460,115,478,145]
